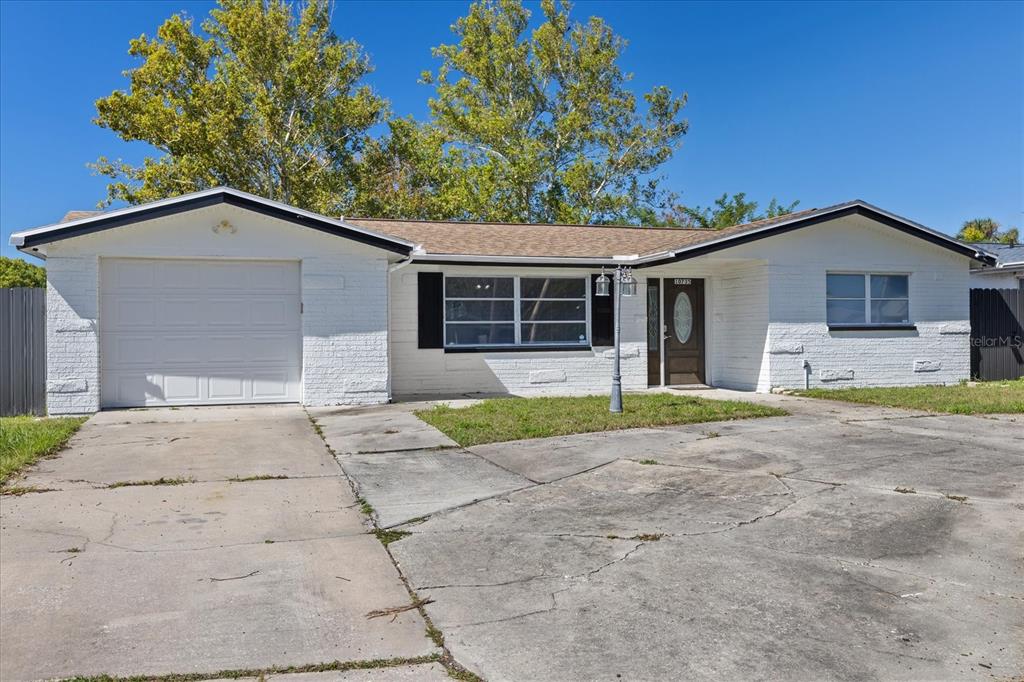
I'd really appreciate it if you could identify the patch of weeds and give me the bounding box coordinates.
[227,474,290,482]
[0,485,57,496]
[607,533,664,541]
[62,654,445,682]
[356,496,375,516]
[944,493,968,503]
[264,539,275,544]
[106,476,194,489]
[637,459,660,465]
[373,529,411,546]
[311,420,325,438]
[405,515,430,526]
[703,431,720,438]
[894,486,916,494]
[445,668,485,682]
[425,622,445,648]
[60,547,82,553]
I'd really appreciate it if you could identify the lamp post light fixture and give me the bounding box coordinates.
[595,265,636,413]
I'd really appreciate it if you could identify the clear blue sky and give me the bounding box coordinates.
[2,0,1021,260]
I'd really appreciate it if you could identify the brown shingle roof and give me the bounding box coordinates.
[346,208,822,259]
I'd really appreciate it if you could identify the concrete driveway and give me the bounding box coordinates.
[313,393,1024,681]
[0,406,443,681]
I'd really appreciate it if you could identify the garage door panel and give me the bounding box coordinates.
[100,259,301,408]
[156,261,204,288]
[103,334,159,365]
[112,261,157,289]
[208,375,246,400]
[160,298,204,327]
[252,372,294,399]
[103,296,157,329]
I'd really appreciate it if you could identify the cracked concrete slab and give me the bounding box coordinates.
[338,448,532,528]
[0,405,437,681]
[19,406,337,489]
[309,403,457,454]
[361,393,1023,681]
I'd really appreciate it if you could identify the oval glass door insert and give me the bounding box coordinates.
[673,292,693,343]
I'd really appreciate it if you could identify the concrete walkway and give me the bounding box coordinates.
[0,405,440,681]
[314,391,1023,681]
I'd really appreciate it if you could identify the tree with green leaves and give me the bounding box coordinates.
[92,0,387,215]
[0,257,46,288]
[657,192,800,229]
[411,0,688,224]
[956,218,1018,245]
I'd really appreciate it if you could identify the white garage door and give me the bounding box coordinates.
[100,258,301,407]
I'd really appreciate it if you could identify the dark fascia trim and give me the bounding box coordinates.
[412,258,604,268]
[445,345,593,353]
[636,206,996,268]
[828,324,918,332]
[19,192,413,256]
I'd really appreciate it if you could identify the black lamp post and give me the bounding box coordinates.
[595,266,636,413]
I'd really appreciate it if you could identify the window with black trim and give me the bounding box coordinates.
[826,273,910,325]
[444,275,589,347]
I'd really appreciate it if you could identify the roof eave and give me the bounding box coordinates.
[9,188,416,256]
[633,201,997,268]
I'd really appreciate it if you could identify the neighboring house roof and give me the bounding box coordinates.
[60,210,102,223]
[972,242,1024,271]
[11,188,416,257]
[10,188,995,266]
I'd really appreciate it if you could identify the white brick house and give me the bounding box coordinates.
[9,188,994,414]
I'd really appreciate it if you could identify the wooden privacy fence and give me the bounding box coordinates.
[1,288,46,416]
[970,288,1023,381]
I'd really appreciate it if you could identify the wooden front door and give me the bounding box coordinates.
[663,278,705,385]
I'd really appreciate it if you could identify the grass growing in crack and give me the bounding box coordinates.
[0,415,87,484]
[703,431,720,438]
[425,623,445,648]
[61,654,444,681]
[945,493,968,503]
[106,477,194,489]
[356,496,375,516]
[637,459,660,465]
[227,474,290,482]
[374,529,411,546]
[894,486,916,494]
[415,393,787,446]
[607,533,664,541]
[0,485,58,496]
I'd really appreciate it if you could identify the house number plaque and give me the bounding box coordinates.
[674,278,692,285]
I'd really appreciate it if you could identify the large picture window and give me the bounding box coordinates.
[444,276,588,347]
[826,273,910,326]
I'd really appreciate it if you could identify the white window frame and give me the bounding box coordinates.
[826,272,912,326]
[443,274,591,348]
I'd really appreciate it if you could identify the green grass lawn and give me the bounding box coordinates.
[0,416,87,485]
[414,393,787,446]
[793,379,1024,415]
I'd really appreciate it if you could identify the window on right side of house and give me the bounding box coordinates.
[826,273,910,325]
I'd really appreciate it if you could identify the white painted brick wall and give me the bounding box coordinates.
[737,215,973,389]
[45,256,100,414]
[301,254,390,406]
[389,265,647,397]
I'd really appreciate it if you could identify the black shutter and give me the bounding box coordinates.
[418,272,444,349]
[590,274,614,346]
